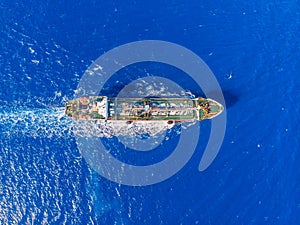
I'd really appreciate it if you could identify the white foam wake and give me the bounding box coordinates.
[0,107,71,138]
[72,120,175,138]
[0,107,177,139]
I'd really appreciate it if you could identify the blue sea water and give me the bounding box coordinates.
[1,0,300,224]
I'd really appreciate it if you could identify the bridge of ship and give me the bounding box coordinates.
[107,98,198,121]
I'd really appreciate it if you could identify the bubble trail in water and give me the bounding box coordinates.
[73,120,176,138]
[0,107,73,138]
[0,107,178,139]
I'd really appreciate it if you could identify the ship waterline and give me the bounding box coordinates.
[65,96,224,122]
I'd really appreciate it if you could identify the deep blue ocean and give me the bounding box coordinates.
[1,0,300,224]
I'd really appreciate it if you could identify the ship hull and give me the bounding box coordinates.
[65,96,223,122]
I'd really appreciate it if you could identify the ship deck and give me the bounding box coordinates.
[107,98,198,121]
[65,96,223,121]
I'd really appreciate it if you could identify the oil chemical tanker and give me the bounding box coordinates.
[65,96,223,123]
